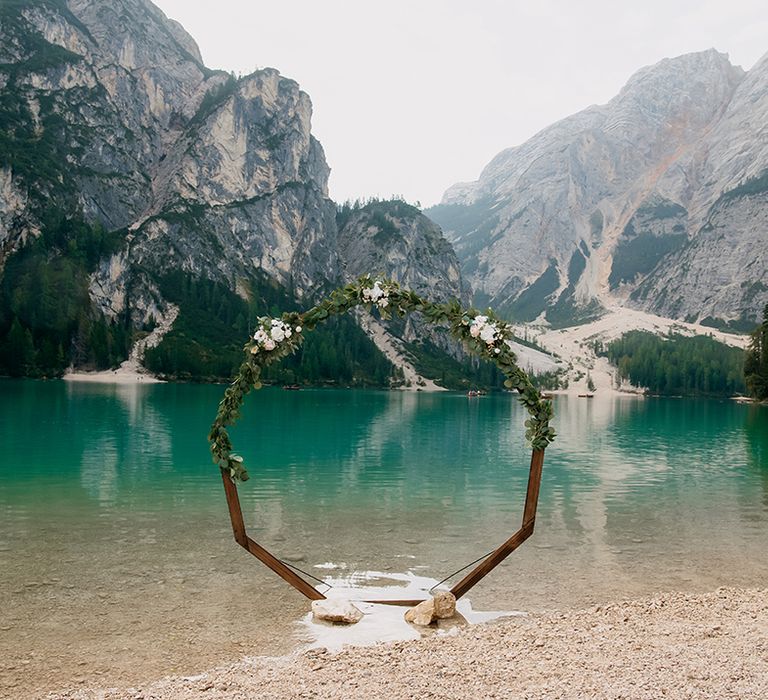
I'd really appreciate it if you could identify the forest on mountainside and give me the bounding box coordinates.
[601,331,746,397]
[0,216,130,377]
[744,304,768,400]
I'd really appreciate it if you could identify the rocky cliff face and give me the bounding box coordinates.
[337,200,465,302]
[337,199,467,360]
[1,0,339,327]
[0,0,465,380]
[428,49,768,329]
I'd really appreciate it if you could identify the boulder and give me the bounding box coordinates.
[433,591,457,619]
[404,592,457,626]
[404,598,436,626]
[311,599,363,624]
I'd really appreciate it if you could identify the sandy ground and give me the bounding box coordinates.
[62,365,163,384]
[47,587,767,700]
[63,305,179,385]
[528,306,750,396]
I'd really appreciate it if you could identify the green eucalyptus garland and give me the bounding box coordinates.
[208,276,555,482]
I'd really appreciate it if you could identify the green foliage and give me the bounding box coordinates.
[546,293,604,329]
[424,198,495,239]
[531,370,568,391]
[209,276,556,482]
[189,74,238,126]
[589,209,604,242]
[699,314,760,334]
[604,331,746,397]
[144,271,276,381]
[744,304,768,400]
[262,315,394,387]
[0,2,86,202]
[635,199,687,220]
[720,170,768,202]
[143,271,394,384]
[609,232,686,289]
[369,210,401,246]
[0,216,128,377]
[567,248,586,285]
[403,338,506,391]
[336,197,422,230]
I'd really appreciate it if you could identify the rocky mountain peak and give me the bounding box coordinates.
[429,49,767,330]
[0,0,466,383]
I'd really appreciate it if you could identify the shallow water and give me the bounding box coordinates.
[1,380,767,696]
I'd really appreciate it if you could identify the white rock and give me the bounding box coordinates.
[311,599,363,625]
[404,598,436,627]
[432,591,457,619]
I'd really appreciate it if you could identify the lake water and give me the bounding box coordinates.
[1,379,767,697]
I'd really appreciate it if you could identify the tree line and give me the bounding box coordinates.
[601,330,746,397]
[744,304,768,400]
[143,271,396,384]
[0,215,129,377]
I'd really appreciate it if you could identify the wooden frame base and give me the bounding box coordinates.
[222,449,545,605]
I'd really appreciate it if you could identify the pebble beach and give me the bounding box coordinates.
[47,587,768,700]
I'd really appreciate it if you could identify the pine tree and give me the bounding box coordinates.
[5,318,35,376]
[745,303,768,400]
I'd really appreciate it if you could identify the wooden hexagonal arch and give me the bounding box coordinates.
[209,277,555,605]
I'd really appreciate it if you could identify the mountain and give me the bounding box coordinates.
[428,49,768,331]
[0,0,464,382]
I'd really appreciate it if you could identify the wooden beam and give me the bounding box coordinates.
[522,449,545,529]
[221,447,545,604]
[449,522,534,600]
[221,469,326,601]
[221,470,247,546]
[449,448,545,600]
[245,537,326,601]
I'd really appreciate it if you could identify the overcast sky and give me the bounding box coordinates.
[153,0,767,207]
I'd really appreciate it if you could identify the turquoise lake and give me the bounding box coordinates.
[1,379,767,696]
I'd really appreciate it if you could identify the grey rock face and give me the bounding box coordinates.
[1,0,343,329]
[2,0,463,347]
[430,49,767,327]
[338,200,465,303]
[337,200,467,356]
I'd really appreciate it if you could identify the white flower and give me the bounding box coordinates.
[285,328,292,338]
[369,281,385,300]
[263,339,276,351]
[254,329,268,343]
[250,345,259,354]
[475,315,488,324]
[295,326,302,333]
[470,324,481,338]
[480,325,497,344]
[362,280,390,309]
[270,326,285,342]
[494,347,501,354]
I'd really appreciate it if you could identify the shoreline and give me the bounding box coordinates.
[35,371,759,401]
[62,368,164,384]
[46,586,767,700]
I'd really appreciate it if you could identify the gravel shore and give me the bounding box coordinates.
[47,587,767,700]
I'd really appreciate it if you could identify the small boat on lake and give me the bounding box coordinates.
[578,393,594,398]
[283,384,301,391]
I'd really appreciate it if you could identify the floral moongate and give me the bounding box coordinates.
[209,275,555,482]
